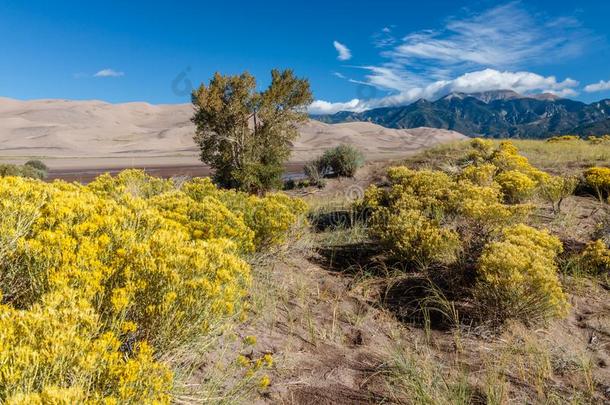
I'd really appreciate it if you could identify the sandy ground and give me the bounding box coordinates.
[0,97,466,179]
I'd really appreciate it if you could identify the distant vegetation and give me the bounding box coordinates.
[192,69,312,194]
[0,160,48,180]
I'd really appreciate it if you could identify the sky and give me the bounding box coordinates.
[1,0,609,113]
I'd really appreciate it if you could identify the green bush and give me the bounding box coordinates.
[307,145,365,181]
[24,159,48,172]
[0,162,47,180]
[322,144,365,177]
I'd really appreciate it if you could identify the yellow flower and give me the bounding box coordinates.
[121,321,138,334]
[259,375,271,389]
[244,335,257,346]
[263,353,274,367]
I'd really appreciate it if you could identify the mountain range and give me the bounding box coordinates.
[312,90,610,138]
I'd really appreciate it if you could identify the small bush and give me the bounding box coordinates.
[304,160,325,183]
[308,145,365,180]
[580,240,610,275]
[469,138,494,161]
[476,224,567,323]
[0,162,48,180]
[583,166,610,201]
[587,135,610,145]
[322,144,365,177]
[495,170,537,203]
[370,208,460,269]
[539,175,578,214]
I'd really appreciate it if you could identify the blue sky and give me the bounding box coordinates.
[1,0,609,112]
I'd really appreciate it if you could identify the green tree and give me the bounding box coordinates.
[192,69,312,193]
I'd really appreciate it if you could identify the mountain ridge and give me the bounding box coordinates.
[312,90,610,138]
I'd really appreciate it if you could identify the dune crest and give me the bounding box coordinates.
[0,97,466,169]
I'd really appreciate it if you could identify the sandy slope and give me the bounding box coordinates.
[0,97,466,169]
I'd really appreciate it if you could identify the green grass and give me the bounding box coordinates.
[403,139,610,175]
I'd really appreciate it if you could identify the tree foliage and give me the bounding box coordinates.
[192,69,312,193]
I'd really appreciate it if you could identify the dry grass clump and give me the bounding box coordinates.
[0,170,305,403]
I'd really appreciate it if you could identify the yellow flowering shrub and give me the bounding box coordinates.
[454,181,527,227]
[477,224,568,321]
[580,239,610,274]
[459,163,497,186]
[495,170,537,203]
[587,135,610,144]
[545,135,580,143]
[0,288,173,404]
[369,208,460,268]
[583,166,610,201]
[468,138,494,162]
[149,191,255,252]
[362,163,530,268]
[181,177,308,249]
[0,171,305,402]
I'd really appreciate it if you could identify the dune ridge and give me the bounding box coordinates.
[0,97,466,169]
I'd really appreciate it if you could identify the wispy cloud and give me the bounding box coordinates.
[584,80,610,93]
[390,3,586,72]
[310,68,579,114]
[314,2,593,114]
[333,41,352,61]
[94,68,124,78]
[372,26,397,48]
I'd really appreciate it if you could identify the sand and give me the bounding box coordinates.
[0,97,467,171]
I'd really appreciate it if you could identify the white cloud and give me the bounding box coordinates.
[584,80,610,93]
[333,41,352,61]
[333,72,347,79]
[94,68,124,78]
[313,3,593,114]
[309,68,579,114]
[390,2,586,71]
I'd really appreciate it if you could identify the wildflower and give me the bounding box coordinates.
[244,335,257,346]
[259,375,271,389]
[263,353,273,367]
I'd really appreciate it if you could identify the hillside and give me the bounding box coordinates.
[0,97,465,170]
[313,91,610,138]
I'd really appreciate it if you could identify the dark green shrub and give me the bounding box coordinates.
[25,160,49,172]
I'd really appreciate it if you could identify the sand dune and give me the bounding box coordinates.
[0,97,466,169]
